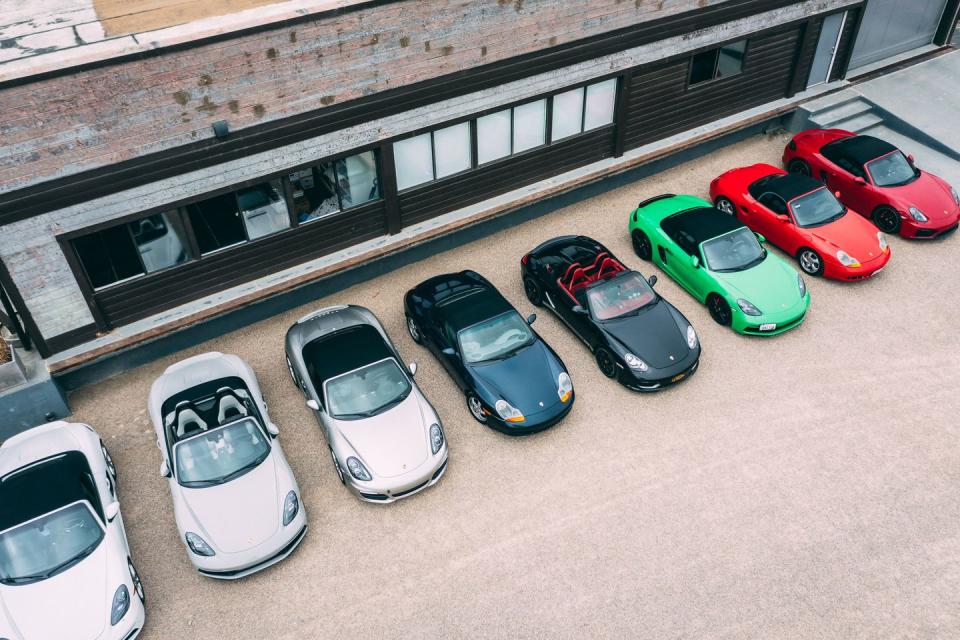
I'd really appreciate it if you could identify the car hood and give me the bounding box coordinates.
[469,340,561,416]
[0,540,109,639]
[808,211,884,263]
[601,302,689,369]
[337,393,428,479]
[713,254,802,314]
[885,172,957,222]
[179,452,280,553]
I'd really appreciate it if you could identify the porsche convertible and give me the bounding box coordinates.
[629,194,811,335]
[710,163,891,280]
[404,271,574,434]
[148,352,307,578]
[520,236,700,391]
[783,129,960,238]
[285,305,448,503]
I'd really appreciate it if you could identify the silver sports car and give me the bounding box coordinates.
[284,305,448,503]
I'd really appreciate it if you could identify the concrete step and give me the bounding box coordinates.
[808,98,874,128]
[829,111,884,133]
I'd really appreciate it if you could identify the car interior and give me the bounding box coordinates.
[165,386,255,442]
[557,251,626,305]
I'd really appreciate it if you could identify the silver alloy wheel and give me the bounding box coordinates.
[330,448,345,485]
[101,444,117,482]
[286,356,298,386]
[716,198,735,216]
[799,249,821,275]
[407,316,421,342]
[129,561,145,602]
[467,395,487,422]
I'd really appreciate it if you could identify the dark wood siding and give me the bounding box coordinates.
[623,26,802,152]
[830,7,862,81]
[397,126,615,227]
[89,201,387,327]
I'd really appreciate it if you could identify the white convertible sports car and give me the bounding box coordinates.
[148,352,307,579]
[0,421,145,640]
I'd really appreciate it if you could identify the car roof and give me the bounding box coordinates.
[437,285,513,332]
[749,172,822,202]
[0,450,100,531]
[303,323,395,391]
[823,134,897,165]
[660,206,746,246]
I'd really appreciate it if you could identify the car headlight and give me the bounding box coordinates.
[110,584,130,626]
[908,206,927,222]
[557,372,573,403]
[798,274,806,298]
[686,325,698,349]
[346,457,372,481]
[836,250,861,267]
[624,353,648,371]
[282,490,299,526]
[877,231,888,251]
[737,299,762,316]
[185,532,215,557]
[951,186,960,205]
[429,423,444,454]
[495,399,525,423]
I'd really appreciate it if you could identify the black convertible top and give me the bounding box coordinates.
[823,134,897,165]
[661,207,745,247]
[303,324,394,397]
[748,173,822,202]
[0,451,101,531]
[415,271,514,332]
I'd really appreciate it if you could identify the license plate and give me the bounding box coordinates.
[759,323,777,332]
[671,373,686,383]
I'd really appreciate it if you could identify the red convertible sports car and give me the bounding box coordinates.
[710,163,891,280]
[782,129,960,239]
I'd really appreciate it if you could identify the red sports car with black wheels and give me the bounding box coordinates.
[710,163,891,280]
[782,129,960,239]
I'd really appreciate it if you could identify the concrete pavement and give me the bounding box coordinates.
[69,132,960,640]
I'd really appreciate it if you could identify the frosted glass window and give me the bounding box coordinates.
[584,79,617,131]
[394,134,435,190]
[335,150,381,207]
[433,123,472,179]
[477,110,512,164]
[512,100,547,153]
[551,87,584,141]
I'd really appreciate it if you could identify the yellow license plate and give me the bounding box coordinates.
[671,373,686,383]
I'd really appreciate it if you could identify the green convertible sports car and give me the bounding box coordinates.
[628,194,811,335]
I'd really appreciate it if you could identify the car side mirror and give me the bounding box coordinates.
[526,313,537,325]
[306,399,320,411]
[755,233,766,243]
[105,501,120,522]
[266,422,280,437]
[690,255,700,269]
[907,154,915,164]
[854,176,866,186]
[647,275,657,286]
[159,460,171,478]
[442,347,456,356]
[408,362,418,376]
[834,190,842,199]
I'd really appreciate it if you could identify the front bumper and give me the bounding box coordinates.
[823,248,891,281]
[619,357,700,392]
[484,393,575,435]
[900,208,960,239]
[732,294,810,336]
[192,508,308,579]
[350,450,449,504]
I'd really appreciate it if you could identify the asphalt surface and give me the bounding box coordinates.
[70,132,960,640]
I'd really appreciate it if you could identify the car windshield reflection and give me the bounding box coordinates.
[701,227,765,272]
[789,188,846,227]
[458,312,535,364]
[866,151,919,187]
[174,417,271,487]
[587,272,657,320]
[323,358,412,419]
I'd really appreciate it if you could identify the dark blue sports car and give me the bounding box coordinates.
[403,271,574,434]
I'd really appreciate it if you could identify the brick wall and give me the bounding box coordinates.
[0,0,725,194]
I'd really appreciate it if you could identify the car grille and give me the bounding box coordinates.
[393,479,430,498]
[359,492,389,501]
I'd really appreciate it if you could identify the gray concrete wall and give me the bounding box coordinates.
[0,0,857,343]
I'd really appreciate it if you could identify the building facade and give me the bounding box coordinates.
[0,0,957,371]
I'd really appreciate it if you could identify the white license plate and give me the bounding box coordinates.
[759,323,777,332]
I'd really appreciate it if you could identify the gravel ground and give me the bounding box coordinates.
[70,131,960,640]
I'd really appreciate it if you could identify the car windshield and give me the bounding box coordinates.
[701,227,765,272]
[789,188,846,227]
[587,272,657,320]
[458,312,535,364]
[866,151,919,187]
[174,417,271,487]
[324,358,412,419]
[0,501,104,585]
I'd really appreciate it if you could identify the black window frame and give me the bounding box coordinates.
[687,39,749,87]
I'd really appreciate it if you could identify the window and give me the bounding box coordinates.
[395,126,472,190]
[477,109,512,164]
[551,87,585,141]
[290,150,381,218]
[333,151,381,208]
[758,193,788,215]
[479,99,548,164]
[551,79,617,141]
[72,211,192,289]
[188,180,291,253]
[512,100,547,153]
[236,179,290,240]
[433,123,471,179]
[395,134,435,190]
[584,79,617,131]
[689,40,747,86]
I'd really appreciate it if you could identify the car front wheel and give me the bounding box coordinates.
[101,443,118,486]
[797,248,824,276]
[632,230,652,261]
[873,206,901,234]
[286,356,299,387]
[523,276,543,307]
[788,158,811,176]
[330,447,346,485]
[595,348,618,379]
[708,294,732,326]
[128,559,145,604]
[406,315,423,344]
[466,393,488,424]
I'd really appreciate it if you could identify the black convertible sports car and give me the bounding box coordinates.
[520,235,701,391]
[404,271,574,434]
